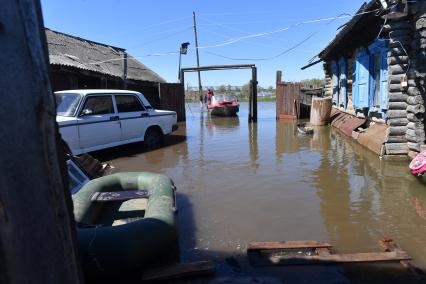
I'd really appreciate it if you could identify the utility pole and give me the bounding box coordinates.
[193,11,203,103]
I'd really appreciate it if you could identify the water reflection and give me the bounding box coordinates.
[249,122,259,172]
[100,102,426,274]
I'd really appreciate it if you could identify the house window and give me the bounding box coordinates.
[353,39,388,118]
[372,53,381,109]
[338,57,347,110]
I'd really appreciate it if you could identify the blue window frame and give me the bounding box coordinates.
[353,39,388,117]
[356,47,370,109]
[331,61,339,107]
[339,57,347,110]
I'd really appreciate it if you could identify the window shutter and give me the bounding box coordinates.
[331,61,339,106]
[339,57,347,109]
[357,49,370,108]
[352,58,358,108]
[379,49,388,111]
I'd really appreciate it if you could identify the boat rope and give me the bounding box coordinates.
[88,225,105,272]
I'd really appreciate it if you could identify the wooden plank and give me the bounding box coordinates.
[315,248,332,257]
[90,190,150,202]
[248,241,332,251]
[253,251,411,267]
[142,261,215,281]
[378,239,425,279]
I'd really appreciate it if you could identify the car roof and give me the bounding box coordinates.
[54,89,142,96]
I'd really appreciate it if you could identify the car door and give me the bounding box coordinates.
[115,94,149,141]
[77,95,121,149]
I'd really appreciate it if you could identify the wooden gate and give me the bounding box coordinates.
[159,83,186,122]
[276,71,301,120]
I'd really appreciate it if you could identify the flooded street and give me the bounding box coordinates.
[94,102,426,283]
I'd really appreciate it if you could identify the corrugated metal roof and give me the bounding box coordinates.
[46,28,166,83]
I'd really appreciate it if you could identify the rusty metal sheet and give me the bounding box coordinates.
[330,107,340,121]
[335,114,352,129]
[332,113,351,129]
[358,123,389,155]
[339,117,367,137]
[331,112,345,127]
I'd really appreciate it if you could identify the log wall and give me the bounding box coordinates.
[384,17,411,155]
[321,2,426,156]
[324,62,333,98]
[405,2,426,152]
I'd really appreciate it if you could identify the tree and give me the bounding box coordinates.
[218,85,226,93]
[1,1,82,283]
[241,83,251,98]
[301,78,325,88]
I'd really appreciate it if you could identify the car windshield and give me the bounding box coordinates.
[215,94,237,102]
[55,93,82,117]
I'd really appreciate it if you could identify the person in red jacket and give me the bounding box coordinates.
[206,89,214,104]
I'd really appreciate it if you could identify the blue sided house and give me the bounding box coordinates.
[304,0,426,157]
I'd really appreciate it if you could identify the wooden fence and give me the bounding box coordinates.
[159,83,186,122]
[276,71,301,120]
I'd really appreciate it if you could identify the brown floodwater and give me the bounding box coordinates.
[93,102,426,283]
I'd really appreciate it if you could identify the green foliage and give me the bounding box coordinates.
[300,78,324,88]
[241,83,251,97]
[217,85,226,93]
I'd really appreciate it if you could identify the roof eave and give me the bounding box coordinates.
[318,0,380,61]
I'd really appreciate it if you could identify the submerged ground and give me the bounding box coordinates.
[94,102,426,283]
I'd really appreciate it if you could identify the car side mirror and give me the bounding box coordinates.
[80,109,93,116]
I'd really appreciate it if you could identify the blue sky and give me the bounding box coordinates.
[41,0,367,88]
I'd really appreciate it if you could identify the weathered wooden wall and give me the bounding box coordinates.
[159,83,186,122]
[276,71,301,119]
[405,2,426,153]
[384,17,411,155]
[1,0,82,283]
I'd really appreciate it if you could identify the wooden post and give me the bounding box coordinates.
[180,70,185,85]
[252,67,258,122]
[249,79,253,122]
[0,1,82,283]
[310,97,332,126]
[276,70,282,84]
[192,12,203,102]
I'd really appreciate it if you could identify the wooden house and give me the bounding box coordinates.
[45,28,185,121]
[304,0,426,157]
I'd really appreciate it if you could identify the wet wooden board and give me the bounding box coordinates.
[112,198,148,226]
[315,247,332,257]
[142,261,215,281]
[378,239,425,278]
[90,190,150,202]
[250,251,411,267]
[248,240,332,251]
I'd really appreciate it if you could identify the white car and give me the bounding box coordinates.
[55,89,178,155]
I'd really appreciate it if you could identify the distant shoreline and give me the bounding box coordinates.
[185,97,276,103]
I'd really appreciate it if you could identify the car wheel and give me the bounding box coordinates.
[144,128,163,148]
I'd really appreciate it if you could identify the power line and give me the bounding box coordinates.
[82,7,381,65]
[200,10,361,61]
[197,9,381,49]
